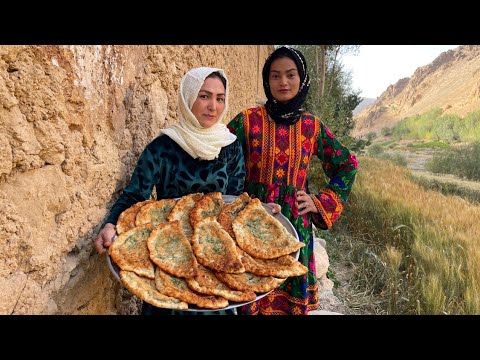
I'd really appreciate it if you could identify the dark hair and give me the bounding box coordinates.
[207,71,227,89]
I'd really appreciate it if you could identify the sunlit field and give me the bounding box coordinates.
[313,157,480,314]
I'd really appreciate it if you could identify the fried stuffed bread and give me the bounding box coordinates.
[166,193,203,239]
[147,220,198,279]
[120,270,188,310]
[116,200,153,234]
[135,198,177,227]
[233,198,305,259]
[109,223,155,279]
[189,192,225,228]
[217,192,251,238]
[154,267,228,309]
[214,271,286,293]
[186,263,256,302]
[238,247,308,278]
[191,217,244,274]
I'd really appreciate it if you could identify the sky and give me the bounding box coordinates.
[342,45,459,99]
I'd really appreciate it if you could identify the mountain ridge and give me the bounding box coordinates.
[353,97,376,115]
[353,45,480,137]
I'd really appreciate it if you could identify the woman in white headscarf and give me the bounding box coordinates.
[161,67,237,160]
[94,67,245,315]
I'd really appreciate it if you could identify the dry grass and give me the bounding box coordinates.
[323,232,386,315]
[320,156,480,314]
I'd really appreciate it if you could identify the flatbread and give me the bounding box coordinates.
[189,192,225,228]
[217,192,251,238]
[186,264,257,303]
[233,198,305,259]
[135,199,177,227]
[111,193,304,309]
[147,220,198,279]
[166,193,203,239]
[155,267,229,309]
[120,270,188,310]
[116,200,153,234]
[238,247,308,278]
[214,271,286,293]
[109,223,155,279]
[191,217,245,274]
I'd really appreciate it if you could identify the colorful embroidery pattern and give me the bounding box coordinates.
[228,107,358,314]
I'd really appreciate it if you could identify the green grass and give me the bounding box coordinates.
[409,141,450,150]
[410,173,480,205]
[377,140,396,148]
[365,143,408,167]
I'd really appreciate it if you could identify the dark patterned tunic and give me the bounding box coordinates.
[106,134,246,315]
[228,106,358,315]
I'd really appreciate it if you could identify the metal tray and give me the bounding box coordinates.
[107,194,300,312]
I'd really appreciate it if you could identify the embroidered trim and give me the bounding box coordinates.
[310,188,344,229]
[240,283,319,315]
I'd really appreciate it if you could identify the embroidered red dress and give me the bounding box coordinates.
[228,106,358,315]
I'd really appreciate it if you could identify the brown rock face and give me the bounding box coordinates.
[0,45,272,314]
[354,45,480,137]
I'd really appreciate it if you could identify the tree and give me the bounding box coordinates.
[317,45,326,98]
[273,45,364,151]
[292,45,362,147]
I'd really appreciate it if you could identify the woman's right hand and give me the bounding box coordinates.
[94,223,116,255]
[267,202,281,214]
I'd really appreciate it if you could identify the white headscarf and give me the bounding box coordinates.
[160,67,237,160]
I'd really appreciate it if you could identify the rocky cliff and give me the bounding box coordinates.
[354,45,480,137]
[0,45,272,314]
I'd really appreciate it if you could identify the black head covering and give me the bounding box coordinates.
[262,46,310,125]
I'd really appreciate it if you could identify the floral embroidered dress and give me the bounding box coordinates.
[228,106,358,315]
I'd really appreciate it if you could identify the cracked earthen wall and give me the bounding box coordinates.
[0,45,272,314]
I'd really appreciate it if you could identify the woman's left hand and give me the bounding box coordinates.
[297,190,318,216]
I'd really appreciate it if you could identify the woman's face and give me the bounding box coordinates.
[191,76,226,128]
[268,57,300,104]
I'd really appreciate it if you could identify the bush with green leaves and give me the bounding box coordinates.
[381,127,392,137]
[427,142,480,181]
[390,108,480,143]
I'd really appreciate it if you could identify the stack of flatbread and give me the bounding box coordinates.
[109,192,307,310]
